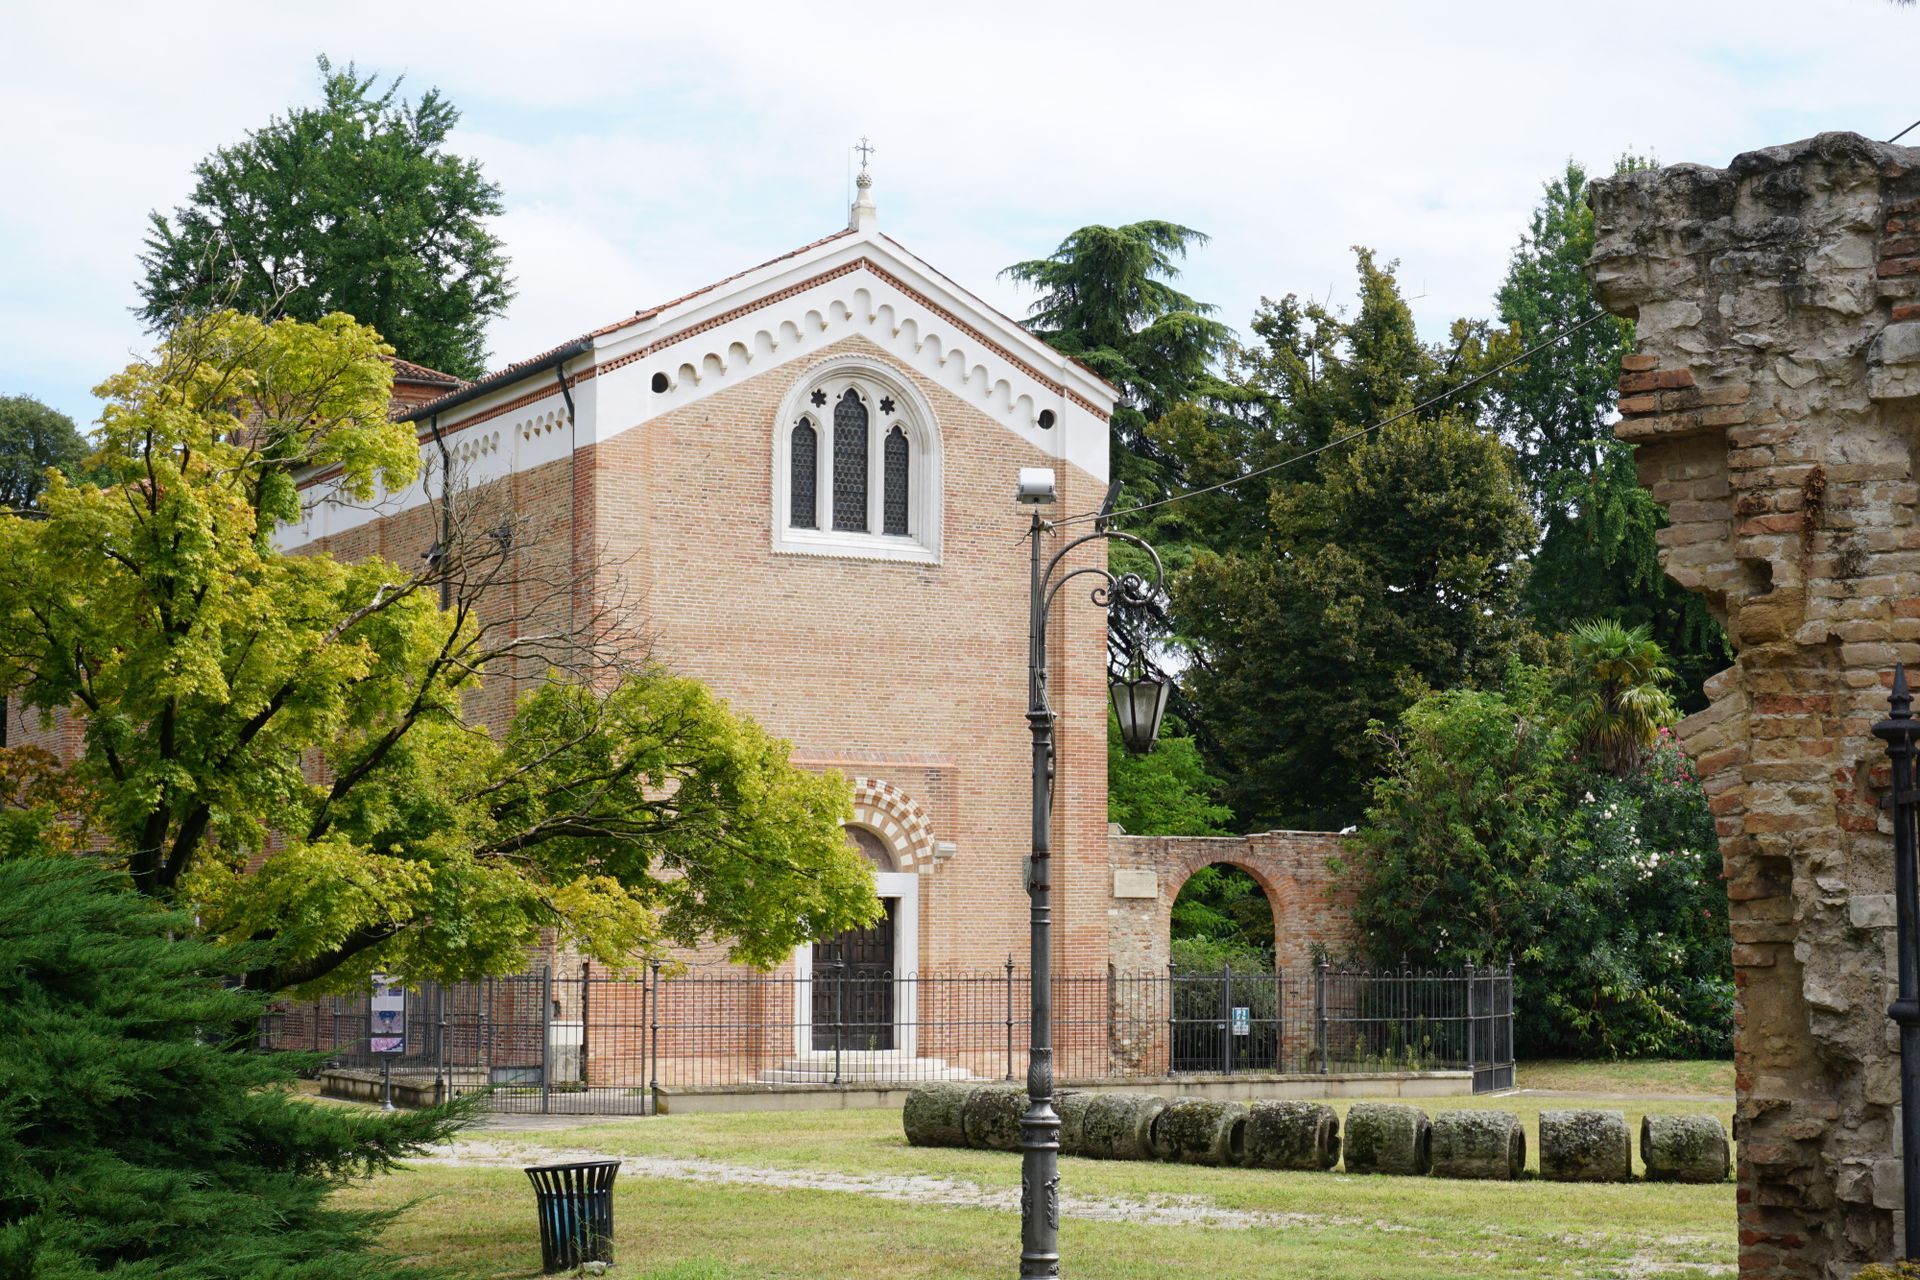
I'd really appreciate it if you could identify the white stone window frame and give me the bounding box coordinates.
[772,355,942,564]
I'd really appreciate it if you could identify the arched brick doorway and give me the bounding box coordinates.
[1168,861,1280,971]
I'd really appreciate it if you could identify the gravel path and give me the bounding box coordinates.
[417,1139,1407,1233]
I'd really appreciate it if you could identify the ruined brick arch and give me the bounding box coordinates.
[1586,133,1920,1275]
[847,777,936,873]
[1108,833,1354,976]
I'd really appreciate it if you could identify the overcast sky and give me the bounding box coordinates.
[5,1,1919,426]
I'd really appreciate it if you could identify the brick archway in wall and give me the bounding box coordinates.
[1163,856,1285,965]
[1106,831,1359,976]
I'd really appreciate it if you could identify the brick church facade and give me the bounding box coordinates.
[290,174,1117,987]
[274,175,1355,1067]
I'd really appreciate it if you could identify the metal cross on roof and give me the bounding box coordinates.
[855,136,876,175]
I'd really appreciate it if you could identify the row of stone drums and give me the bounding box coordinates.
[902,1084,1730,1183]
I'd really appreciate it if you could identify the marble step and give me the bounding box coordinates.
[759,1051,976,1084]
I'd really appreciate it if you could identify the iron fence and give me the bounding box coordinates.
[258,961,1514,1113]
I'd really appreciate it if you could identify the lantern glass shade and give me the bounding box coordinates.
[1110,671,1171,755]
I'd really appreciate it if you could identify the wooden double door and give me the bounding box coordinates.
[810,897,897,1051]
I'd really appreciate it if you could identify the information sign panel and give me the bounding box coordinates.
[370,974,407,1054]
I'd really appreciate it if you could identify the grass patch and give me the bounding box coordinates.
[1516,1059,1733,1098]
[342,1158,1729,1280]
[330,1074,1743,1280]
[335,1069,1737,1279]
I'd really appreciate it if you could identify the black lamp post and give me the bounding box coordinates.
[1874,664,1920,1260]
[1017,466,1165,1278]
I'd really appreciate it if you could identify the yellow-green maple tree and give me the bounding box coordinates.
[0,311,876,993]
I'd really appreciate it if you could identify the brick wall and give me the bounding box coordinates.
[309,331,1113,987]
[1106,829,1358,975]
[1591,130,1920,1278]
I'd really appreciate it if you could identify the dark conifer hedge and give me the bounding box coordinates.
[0,856,465,1277]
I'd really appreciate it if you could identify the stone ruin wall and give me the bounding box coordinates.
[1590,131,1920,1277]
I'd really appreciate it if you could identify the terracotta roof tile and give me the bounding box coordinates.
[383,354,467,387]
[584,226,858,339]
[402,229,859,418]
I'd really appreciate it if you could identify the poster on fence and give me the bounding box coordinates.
[1231,1006,1251,1037]
[370,974,407,1054]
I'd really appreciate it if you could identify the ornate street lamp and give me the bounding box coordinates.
[1109,666,1171,757]
[1874,664,1920,1261]
[1017,466,1165,1277]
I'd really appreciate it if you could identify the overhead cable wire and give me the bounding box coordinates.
[1050,308,1614,530]
[1891,119,1920,146]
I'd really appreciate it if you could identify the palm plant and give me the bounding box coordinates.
[1563,619,1679,777]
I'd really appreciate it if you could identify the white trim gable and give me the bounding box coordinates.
[588,225,1112,477]
[282,216,1115,550]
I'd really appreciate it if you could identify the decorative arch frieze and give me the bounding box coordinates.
[603,267,1092,440]
[848,776,938,875]
[285,249,1110,548]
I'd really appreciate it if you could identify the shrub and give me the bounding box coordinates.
[0,856,467,1278]
[1351,662,1730,1058]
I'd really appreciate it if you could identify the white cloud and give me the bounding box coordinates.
[5,0,1919,422]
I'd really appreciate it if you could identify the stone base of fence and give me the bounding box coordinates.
[319,1067,478,1108]
[643,1069,1479,1116]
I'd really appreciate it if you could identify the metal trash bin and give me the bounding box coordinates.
[524,1159,619,1273]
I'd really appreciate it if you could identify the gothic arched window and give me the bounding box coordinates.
[775,359,941,563]
[790,418,818,529]
[832,389,868,532]
[883,426,910,536]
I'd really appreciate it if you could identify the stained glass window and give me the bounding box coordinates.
[883,426,910,535]
[833,388,868,532]
[790,418,817,528]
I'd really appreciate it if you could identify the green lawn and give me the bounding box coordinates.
[1516,1059,1733,1098]
[336,1063,1736,1280]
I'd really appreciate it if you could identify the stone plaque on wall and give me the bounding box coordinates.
[1112,869,1158,899]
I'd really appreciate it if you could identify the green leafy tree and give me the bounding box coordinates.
[1169,864,1275,969]
[1180,410,1537,829]
[1493,162,1637,518]
[1493,160,1729,704]
[1352,672,1572,968]
[1553,737,1731,1058]
[1108,713,1232,837]
[138,57,512,379]
[0,394,86,512]
[1155,250,1515,561]
[0,855,465,1278]
[1562,619,1679,777]
[0,310,877,995]
[1004,221,1232,668]
[1352,662,1729,1057]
